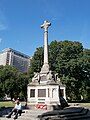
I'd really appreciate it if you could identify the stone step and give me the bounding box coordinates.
[38,107,90,120]
[38,107,84,118]
[60,108,88,118]
[45,109,88,119]
[49,114,90,120]
[42,114,90,120]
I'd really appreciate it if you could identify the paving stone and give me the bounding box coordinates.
[0,109,49,120]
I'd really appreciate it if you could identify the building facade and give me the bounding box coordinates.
[0,48,30,73]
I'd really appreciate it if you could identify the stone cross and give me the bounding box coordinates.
[41,20,51,66]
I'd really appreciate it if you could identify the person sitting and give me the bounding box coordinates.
[6,99,22,119]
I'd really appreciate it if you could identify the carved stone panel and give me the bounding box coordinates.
[38,89,46,97]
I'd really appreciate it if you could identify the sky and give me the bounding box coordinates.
[0,0,90,56]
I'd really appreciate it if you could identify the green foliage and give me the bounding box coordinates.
[17,73,29,99]
[0,65,29,99]
[49,40,60,71]
[28,40,90,101]
[28,47,44,81]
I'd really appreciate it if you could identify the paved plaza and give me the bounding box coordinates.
[0,109,48,120]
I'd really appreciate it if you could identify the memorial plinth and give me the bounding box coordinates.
[27,20,66,110]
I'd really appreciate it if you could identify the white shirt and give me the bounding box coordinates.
[14,103,22,110]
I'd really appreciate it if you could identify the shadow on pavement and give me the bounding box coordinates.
[0,105,28,117]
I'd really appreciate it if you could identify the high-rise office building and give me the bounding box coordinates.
[0,48,31,73]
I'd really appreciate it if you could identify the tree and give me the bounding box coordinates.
[0,64,30,100]
[2,65,19,99]
[17,73,29,100]
[49,40,60,72]
[28,40,90,101]
[28,47,44,81]
[0,65,5,97]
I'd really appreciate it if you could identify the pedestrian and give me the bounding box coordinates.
[6,99,22,119]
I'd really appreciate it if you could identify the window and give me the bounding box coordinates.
[6,53,10,64]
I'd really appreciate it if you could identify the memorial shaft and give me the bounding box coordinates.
[41,20,51,65]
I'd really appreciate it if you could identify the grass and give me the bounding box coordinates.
[0,101,15,107]
[69,102,90,107]
[1,101,90,108]
[79,103,90,107]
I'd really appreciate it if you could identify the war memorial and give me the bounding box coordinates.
[27,20,66,110]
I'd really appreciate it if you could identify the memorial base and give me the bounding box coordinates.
[27,83,66,110]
